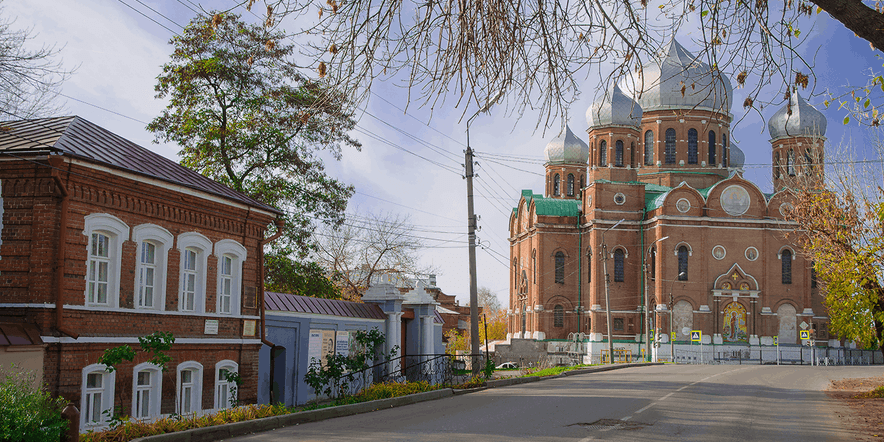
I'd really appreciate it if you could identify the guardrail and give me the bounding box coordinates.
[673,345,884,366]
[327,353,488,397]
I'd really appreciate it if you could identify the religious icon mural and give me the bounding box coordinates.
[722,302,748,342]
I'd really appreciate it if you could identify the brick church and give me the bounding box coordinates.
[507,39,832,360]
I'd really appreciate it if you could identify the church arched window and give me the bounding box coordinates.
[688,129,698,164]
[599,140,607,166]
[644,130,654,165]
[630,142,636,167]
[554,251,565,284]
[554,305,564,328]
[650,247,656,280]
[787,149,795,176]
[775,152,781,179]
[553,173,560,196]
[708,131,716,165]
[532,249,536,284]
[614,249,625,282]
[805,149,814,175]
[677,246,689,280]
[567,174,575,196]
[586,248,591,283]
[722,134,728,167]
[579,175,584,189]
[665,129,676,164]
[615,140,624,166]
[782,249,792,284]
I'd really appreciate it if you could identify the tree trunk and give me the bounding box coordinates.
[812,0,884,51]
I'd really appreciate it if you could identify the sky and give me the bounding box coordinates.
[4,0,881,309]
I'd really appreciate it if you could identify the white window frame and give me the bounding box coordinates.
[131,362,163,421]
[83,214,129,308]
[214,360,239,410]
[176,361,203,415]
[133,224,173,311]
[214,240,246,316]
[177,233,211,313]
[80,363,115,429]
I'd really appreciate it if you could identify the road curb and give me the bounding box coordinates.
[130,388,454,442]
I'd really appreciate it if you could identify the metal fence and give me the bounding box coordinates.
[673,345,884,366]
[328,353,488,397]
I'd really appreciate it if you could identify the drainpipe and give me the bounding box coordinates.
[48,156,78,339]
[258,218,285,348]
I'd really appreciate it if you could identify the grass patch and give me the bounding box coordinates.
[854,386,884,399]
[522,364,591,378]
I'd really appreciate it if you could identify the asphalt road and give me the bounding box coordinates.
[229,364,882,441]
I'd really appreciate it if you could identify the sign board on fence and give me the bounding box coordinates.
[800,330,810,340]
[691,330,702,342]
[336,330,350,357]
[308,330,323,363]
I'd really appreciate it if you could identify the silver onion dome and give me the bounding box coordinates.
[619,39,732,114]
[586,84,643,128]
[543,125,589,165]
[729,145,745,169]
[767,90,827,139]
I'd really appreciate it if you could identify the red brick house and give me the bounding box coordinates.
[0,116,281,429]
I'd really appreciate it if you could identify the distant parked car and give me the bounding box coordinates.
[496,362,518,369]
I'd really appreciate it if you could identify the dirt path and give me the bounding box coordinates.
[828,373,884,440]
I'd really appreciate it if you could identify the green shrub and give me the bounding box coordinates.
[0,364,68,442]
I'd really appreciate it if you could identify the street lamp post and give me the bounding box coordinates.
[643,236,668,362]
[600,219,625,364]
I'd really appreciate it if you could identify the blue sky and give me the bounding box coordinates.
[6,0,880,308]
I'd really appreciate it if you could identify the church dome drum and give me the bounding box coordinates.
[543,125,589,165]
[619,39,732,114]
[586,84,643,128]
[768,90,827,139]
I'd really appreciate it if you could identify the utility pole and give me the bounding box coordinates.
[465,144,480,374]
[600,219,624,364]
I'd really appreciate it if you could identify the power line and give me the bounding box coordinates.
[116,0,181,35]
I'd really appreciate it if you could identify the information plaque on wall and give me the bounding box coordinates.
[243,319,256,337]
[204,319,219,335]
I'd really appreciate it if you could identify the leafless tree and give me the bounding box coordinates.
[477,286,502,313]
[226,0,884,129]
[313,211,431,300]
[0,1,70,119]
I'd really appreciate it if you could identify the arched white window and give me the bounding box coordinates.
[552,173,560,196]
[214,239,247,315]
[665,129,676,164]
[644,130,654,165]
[177,233,212,313]
[688,128,698,164]
[81,364,115,428]
[176,361,204,415]
[599,140,607,166]
[132,362,163,420]
[566,174,575,196]
[133,224,173,311]
[615,140,624,166]
[214,360,239,410]
[83,214,129,308]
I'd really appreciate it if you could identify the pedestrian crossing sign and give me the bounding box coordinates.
[800,330,810,340]
[691,330,701,342]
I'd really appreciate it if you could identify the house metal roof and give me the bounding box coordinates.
[265,292,387,320]
[0,322,43,346]
[0,116,279,213]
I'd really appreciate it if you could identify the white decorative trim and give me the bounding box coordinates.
[58,304,259,319]
[673,241,692,257]
[176,361,204,415]
[745,246,759,261]
[133,224,174,312]
[613,193,626,205]
[132,362,163,420]
[712,245,726,260]
[214,240,247,316]
[83,213,130,309]
[777,245,796,259]
[178,232,212,313]
[214,360,238,410]
[0,303,56,308]
[81,363,115,429]
[41,336,263,344]
[675,198,691,213]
